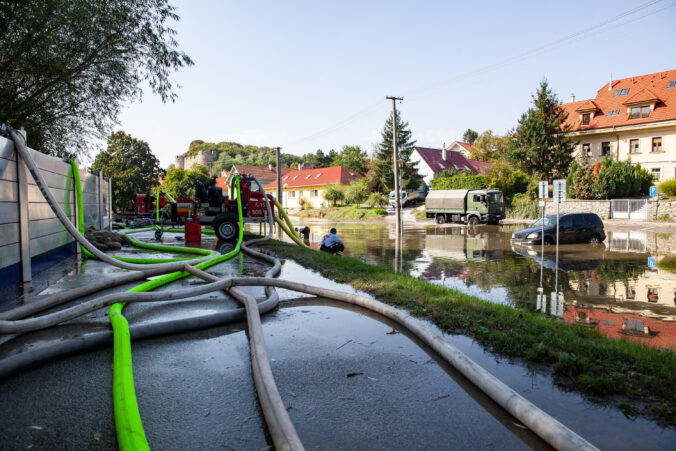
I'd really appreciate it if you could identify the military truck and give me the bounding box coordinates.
[425,189,505,225]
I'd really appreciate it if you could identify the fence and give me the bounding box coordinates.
[610,199,648,220]
[0,135,111,290]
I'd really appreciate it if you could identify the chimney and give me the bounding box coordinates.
[570,93,575,103]
[609,73,613,91]
[297,163,303,170]
[268,163,273,171]
[441,147,447,161]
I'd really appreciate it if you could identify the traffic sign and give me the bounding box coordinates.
[538,181,549,199]
[648,257,656,268]
[650,186,658,196]
[552,179,566,203]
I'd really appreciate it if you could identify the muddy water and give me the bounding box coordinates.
[277,219,676,350]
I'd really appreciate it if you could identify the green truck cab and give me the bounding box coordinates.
[425,189,505,225]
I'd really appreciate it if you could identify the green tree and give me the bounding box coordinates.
[0,0,193,158]
[323,185,345,206]
[344,178,369,205]
[507,80,575,180]
[469,130,509,163]
[332,145,369,174]
[373,110,420,192]
[91,131,163,212]
[462,129,479,146]
[159,164,210,199]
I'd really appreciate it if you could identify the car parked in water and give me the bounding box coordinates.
[510,213,606,245]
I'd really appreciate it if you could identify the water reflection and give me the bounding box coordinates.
[276,219,676,349]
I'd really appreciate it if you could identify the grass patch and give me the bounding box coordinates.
[657,256,676,273]
[652,214,675,223]
[259,239,676,427]
[295,205,388,219]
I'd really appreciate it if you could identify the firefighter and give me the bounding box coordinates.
[294,225,310,241]
[320,228,343,256]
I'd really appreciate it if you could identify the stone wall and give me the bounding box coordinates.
[544,199,612,219]
[542,198,676,220]
[174,150,219,171]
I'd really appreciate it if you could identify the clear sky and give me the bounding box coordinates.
[115,0,676,168]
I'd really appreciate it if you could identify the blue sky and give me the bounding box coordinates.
[116,0,676,168]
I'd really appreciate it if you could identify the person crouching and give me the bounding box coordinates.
[320,228,344,256]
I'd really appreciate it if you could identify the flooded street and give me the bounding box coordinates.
[282,217,676,350]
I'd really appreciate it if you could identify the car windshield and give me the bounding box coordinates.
[532,216,557,228]
[487,192,503,203]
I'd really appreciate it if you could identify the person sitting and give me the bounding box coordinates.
[320,228,344,256]
[294,225,310,241]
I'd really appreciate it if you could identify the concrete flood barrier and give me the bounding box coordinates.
[0,135,111,290]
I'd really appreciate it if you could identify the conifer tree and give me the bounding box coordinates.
[507,80,576,180]
[373,111,420,193]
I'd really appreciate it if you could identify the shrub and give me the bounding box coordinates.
[297,197,312,210]
[659,179,676,196]
[431,175,489,190]
[568,158,653,199]
[507,193,539,219]
[373,208,387,216]
[366,192,388,208]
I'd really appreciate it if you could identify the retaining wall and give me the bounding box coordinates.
[0,135,111,290]
[544,198,676,220]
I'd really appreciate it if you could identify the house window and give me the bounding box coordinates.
[624,318,645,332]
[311,189,318,198]
[652,137,662,153]
[626,286,636,300]
[298,190,304,198]
[582,113,590,125]
[629,139,640,154]
[651,168,662,181]
[605,109,619,117]
[647,288,659,303]
[582,143,591,157]
[437,162,445,169]
[292,175,299,180]
[282,176,289,181]
[613,88,629,96]
[630,106,650,119]
[668,80,676,88]
[305,174,312,180]
[315,173,322,179]
[288,190,296,198]
[601,142,611,156]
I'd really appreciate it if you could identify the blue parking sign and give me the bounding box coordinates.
[648,257,656,268]
[650,186,657,196]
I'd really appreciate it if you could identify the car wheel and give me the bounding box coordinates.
[543,237,554,245]
[467,216,479,226]
[589,234,602,244]
[214,216,238,241]
[436,214,445,224]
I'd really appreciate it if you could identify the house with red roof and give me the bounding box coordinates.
[264,166,362,209]
[446,141,473,158]
[559,69,676,182]
[410,146,493,185]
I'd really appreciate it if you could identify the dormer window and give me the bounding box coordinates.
[614,88,629,96]
[582,113,590,125]
[630,106,650,119]
[668,80,676,88]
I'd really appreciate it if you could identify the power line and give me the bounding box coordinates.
[287,0,673,146]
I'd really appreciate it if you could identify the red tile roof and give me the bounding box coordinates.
[467,159,493,174]
[263,166,362,189]
[560,69,676,131]
[415,147,493,175]
[229,165,293,183]
[574,100,598,112]
[454,141,472,153]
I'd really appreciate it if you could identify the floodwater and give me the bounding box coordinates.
[281,218,676,350]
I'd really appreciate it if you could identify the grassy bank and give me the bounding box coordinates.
[294,205,387,219]
[259,239,676,426]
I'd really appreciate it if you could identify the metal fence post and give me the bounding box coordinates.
[107,177,112,231]
[73,163,81,258]
[98,170,104,230]
[16,147,31,283]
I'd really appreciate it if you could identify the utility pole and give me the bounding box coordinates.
[275,147,282,206]
[387,96,403,236]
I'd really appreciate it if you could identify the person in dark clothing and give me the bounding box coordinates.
[294,225,310,241]
[320,227,344,256]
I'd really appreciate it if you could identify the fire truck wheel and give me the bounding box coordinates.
[214,216,238,241]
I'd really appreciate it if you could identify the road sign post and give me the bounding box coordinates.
[538,181,548,250]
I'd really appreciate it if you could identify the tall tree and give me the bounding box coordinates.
[469,130,510,162]
[92,131,163,212]
[332,145,368,174]
[507,80,576,180]
[462,129,479,146]
[0,0,193,157]
[159,163,210,199]
[373,111,420,192]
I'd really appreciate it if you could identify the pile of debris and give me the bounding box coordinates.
[85,226,131,251]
